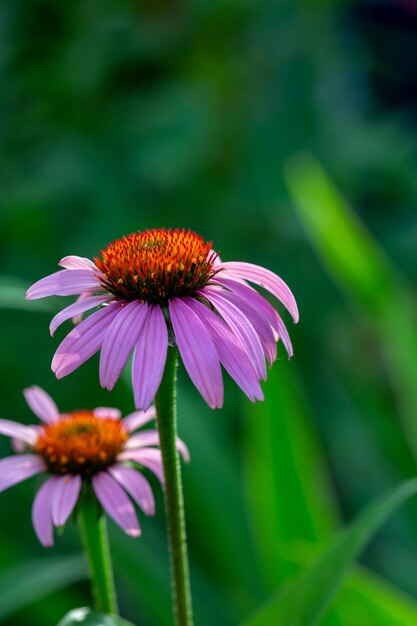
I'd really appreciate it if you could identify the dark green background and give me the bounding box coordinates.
[1,1,417,624]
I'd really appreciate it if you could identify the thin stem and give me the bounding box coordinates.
[155,347,194,626]
[78,487,118,615]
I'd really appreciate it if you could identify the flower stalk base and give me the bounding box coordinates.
[78,488,118,615]
[155,347,194,626]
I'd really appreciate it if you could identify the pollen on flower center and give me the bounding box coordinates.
[94,228,218,304]
[35,412,128,476]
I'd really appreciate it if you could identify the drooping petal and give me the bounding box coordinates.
[93,407,121,420]
[213,276,294,357]
[208,288,278,364]
[11,439,26,453]
[202,290,267,380]
[132,304,168,410]
[124,431,160,449]
[32,477,57,547]
[26,270,102,300]
[224,292,277,364]
[218,261,299,323]
[50,295,112,336]
[51,475,82,527]
[186,297,263,401]
[271,311,293,358]
[122,407,156,433]
[58,256,100,272]
[23,385,60,424]
[108,465,155,516]
[92,472,141,537]
[100,301,148,391]
[214,276,280,328]
[72,292,94,325]
[52,302,121,379]
[0,455,46,493]
[0,420,38,445]
[118,448,165,484]
[169,298,223,409]
[124,430,190,463]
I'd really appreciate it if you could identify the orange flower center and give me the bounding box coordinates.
[35,412,128,476]
[94,228,218,304]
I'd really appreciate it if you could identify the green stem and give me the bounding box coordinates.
[78,488,118,615]
[155,347,194,626]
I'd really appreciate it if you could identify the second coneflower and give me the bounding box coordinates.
[26,228,298,410]
[0,385,188,545]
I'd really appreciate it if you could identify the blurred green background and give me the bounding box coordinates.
[1,1,417,624]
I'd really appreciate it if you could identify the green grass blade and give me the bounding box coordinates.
[326,566,417,626]
[241,478,417,626]
[280,540,417,625]
[285,154,417,460]
[243,363,339,586]
[284,154,398,309]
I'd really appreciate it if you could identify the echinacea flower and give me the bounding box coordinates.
[26,228,298,409]
[0,386,189,546]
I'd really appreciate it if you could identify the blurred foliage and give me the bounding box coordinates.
[0,555,87,622]
[1,0,417,624]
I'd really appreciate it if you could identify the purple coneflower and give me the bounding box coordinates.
[26,228,298,409]
[0,385,189,546]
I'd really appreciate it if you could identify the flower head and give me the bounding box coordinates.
[94,229,217,303]
[26,228,298,409]
[0,386,189,546]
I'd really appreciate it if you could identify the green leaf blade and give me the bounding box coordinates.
[243,363,339,586]
[242,478,417,626]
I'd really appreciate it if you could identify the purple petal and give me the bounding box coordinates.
[52,302,121,379]
[213,277,280,328]
[225,294,277,364]
[125,430,190,462]
[51,474,82,527]
[72,292,93,325]
[50,295,112,336]
[212,277,293,357]
[32,477,57,547]
[11,439,26,453]
[118,448,165,484]
[177,438,190,463]
[125,430,161,449]
[92,472,141,537]
[186,298,263,401]
[0,455,46,493]
[26,269,102,300]
[122,407,156,432]
[271,312,293,358]
[23,385,60,424]
[201,290,267,380]
[93,407,121,420]
[207,288,277,364]
[100,301,148,391]
[169,298,223,409]
[0,419,38,445]
[58,256,100,272]
[109,465,155,516]
[218,261,299,323]
[132,305,168,410]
